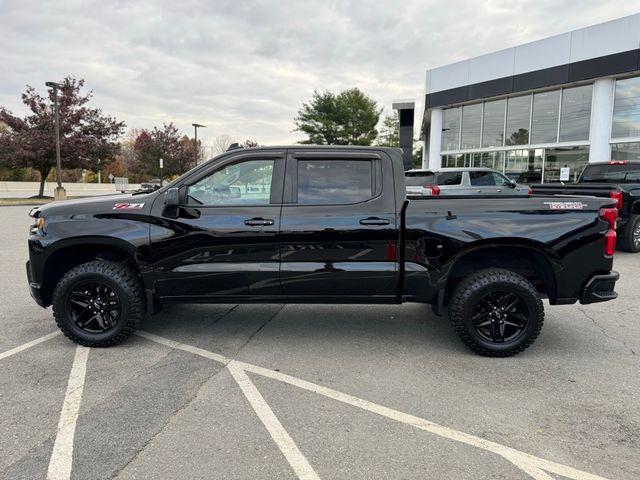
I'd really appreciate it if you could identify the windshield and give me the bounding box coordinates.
[579,163,640,183]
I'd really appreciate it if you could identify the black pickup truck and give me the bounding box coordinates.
[531,161,640,252]
[27,146,620,356]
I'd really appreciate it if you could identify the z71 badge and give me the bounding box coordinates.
[113,203,145,210]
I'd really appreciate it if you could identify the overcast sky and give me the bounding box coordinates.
[1,1,639,147]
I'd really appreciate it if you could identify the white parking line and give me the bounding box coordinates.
[0,331,60,361]
[228,362,320,480]
[136,331,230,363]
[47,346,90,480]
[138,332,611,480]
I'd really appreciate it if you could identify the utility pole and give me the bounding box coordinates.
[192,123,206,165]
[45,81,66,200]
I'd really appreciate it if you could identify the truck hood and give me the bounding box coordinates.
[32,191,159,217]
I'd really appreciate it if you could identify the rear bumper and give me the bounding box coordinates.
[26,261,45,308]
[580,271,619,304]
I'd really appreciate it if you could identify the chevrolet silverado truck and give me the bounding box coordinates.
[27,146,620,356]
[531,161,640,252]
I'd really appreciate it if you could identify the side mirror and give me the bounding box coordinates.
[508,180,517,188]
[166,187,180,207]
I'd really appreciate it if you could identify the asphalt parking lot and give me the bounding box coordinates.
[1,205,638,480]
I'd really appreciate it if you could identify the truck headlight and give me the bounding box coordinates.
[30,217,45,235]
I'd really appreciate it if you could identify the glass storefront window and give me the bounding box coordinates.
[612,77,640,139]
[611,142,640,161]
[460,104,482,149]
[476,151,505,172]
[504,149,543,183]
[482,99,506,148]
[531,90,560,144]
[505,96,531,146]
[543,147,589,183]
[559,85,592,142]
[441,107,461,151]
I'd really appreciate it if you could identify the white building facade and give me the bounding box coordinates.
[422,14,640,183]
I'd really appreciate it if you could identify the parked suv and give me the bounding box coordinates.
[405,168,530,196]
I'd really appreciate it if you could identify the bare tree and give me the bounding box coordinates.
[212,134,235,154]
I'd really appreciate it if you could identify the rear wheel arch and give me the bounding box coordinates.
[443,243,558,304]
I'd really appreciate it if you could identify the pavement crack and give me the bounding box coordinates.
[110,359,230,479]
[233,304,285,357]
[577,307,637,357]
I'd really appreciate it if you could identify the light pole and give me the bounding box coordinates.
[192,123,206,165]
[45,81,66,200]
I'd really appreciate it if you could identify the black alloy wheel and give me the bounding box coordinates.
[471,290,528,343]
[66,281,121,333]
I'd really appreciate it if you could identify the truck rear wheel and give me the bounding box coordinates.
[52,260,145,347]
[618,214,640,253]
[448,269,544,357]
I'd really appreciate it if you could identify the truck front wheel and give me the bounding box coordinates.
[52,260,146,347]
[448,269,544,357]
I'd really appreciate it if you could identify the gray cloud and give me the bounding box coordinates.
[1,0,638,147]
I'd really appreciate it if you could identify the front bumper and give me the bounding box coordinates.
[26,261,45,308]
[580,271,619,304]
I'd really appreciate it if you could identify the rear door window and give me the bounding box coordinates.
[436,172,463,185]
[297,160,377,205]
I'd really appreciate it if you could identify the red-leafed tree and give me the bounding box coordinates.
[0,77,125,196]
[133,123,197,178]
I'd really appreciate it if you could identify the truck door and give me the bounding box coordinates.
[149,150,285,300]
[279,150,399,300]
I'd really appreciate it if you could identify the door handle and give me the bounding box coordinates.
[359,217,390,226]
[475,189,482,192]
[244,218,274,227]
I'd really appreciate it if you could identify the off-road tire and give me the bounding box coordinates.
[52,260,145,347]
[618,214,640,253]
[449,268,544,357]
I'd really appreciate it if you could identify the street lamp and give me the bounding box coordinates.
[46,81,66,200]
[192,123,206,165]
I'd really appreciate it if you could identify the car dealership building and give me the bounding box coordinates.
[420,13,640,183]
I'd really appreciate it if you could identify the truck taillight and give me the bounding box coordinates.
[609,190,623,210]
[600,207,618,256]
[608,160,628,165]
[424,185,440,196]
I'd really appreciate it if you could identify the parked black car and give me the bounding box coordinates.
[27,146,619,356]
[531,161,640,252]
[139,179,162,192]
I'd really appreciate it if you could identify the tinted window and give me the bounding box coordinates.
[612,77,640,138]
[531,90,560,144]
[482,99,506,148]
[505,96,531,145]
[559,85,592,142]
[297,160,374,205]
[436,172,463,185]
[405,172,435,186]
[460,104,482,149]
[469,172,511,187]
[580,163,640,183]
[187,159,274,206]
[469,171,496,186]
[441,107,461,151]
